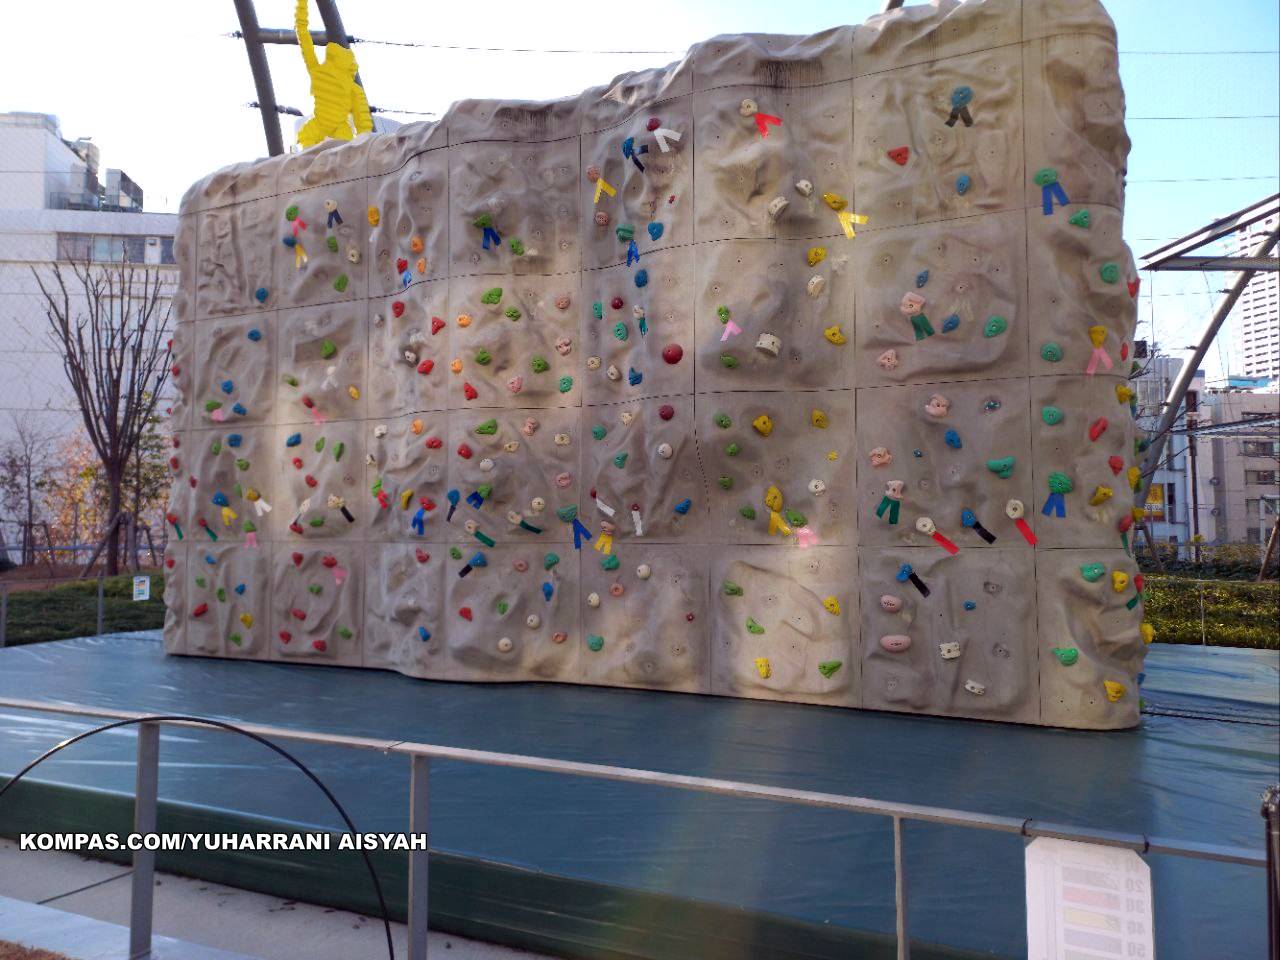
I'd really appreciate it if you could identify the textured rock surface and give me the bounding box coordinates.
[166,0,1147,728]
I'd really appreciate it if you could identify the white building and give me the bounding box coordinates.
[0,111,177,442]
[1135,354,1209,544]
[1231,213,1279,382]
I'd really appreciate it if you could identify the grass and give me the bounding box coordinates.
[1142,575,1279,650]
[1,574,166,647]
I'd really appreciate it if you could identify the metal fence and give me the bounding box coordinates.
[0,697,1272,960]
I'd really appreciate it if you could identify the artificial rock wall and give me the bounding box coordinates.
[164,0,1150,728]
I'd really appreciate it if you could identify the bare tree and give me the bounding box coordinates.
[0,414,53,566]
[32,259,172,575]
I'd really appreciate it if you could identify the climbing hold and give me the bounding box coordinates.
[752,414,773,437]
[254,288,268,303]
[1140,622,1155,645]
[915,270,929,288]
[822,596,841,616]
[1041,406,1063,426]
[817,660,842,678]
[944,429,962,449]
[1052,647,1079,666]
[983,315,1008,337]
[648,222,664,241]
[1041,342,1063,362]
[1099,262,1120,284]
[880,635,911,653]
[674,498,692,515]
[481,287,503,305]
[1111,571,1129,593]
[964,680,986,696]
[986,457,1015,479]
[887,146,910,165]
[613,322,629,342]
[718,476,733,490]
[823,325,847,345]
[475,419,498,436]
[942,314,960,333]
[963,600,976,611]
[807,275,826,298]
[505,307,521,321]
[811,409,829,429]
[635,270,649,288]
[662,344,684,364]
[1068,209,1091,228]
[956,173,970,195]
[1103,680,1126,702]
[806,246,826,267]
[530,356,549,373]
[320,339,337,359]
[1081,562,1106,582]
[939,641,961,660]
[588,635,605,652]
[753,657,772,679]
[924,394,950,418]
[1089,485,1113,506]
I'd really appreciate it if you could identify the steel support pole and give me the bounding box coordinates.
[1,585,7,648]
[894,816,910,960]
[96,574,104,635]
[1136,226,1280,507]
[314,0,366,93]
[233,0,286,157]
[129,721,160,959]
[408,754,431,960]
[1265,785,1280,960]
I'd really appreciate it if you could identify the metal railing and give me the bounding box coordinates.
[0,696,1272,960]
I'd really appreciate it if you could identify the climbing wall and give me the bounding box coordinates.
[165,0,1152,729]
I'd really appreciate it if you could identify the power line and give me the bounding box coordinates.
[1119,49,1279,55]
[354,37,682,55]
[1129,115,1279,120]
[1129,176,1279,183]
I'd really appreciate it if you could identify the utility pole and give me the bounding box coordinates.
[1187,412,1201,563]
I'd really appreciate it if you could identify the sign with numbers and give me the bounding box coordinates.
[1026,837,1154,960]
[132,576,151,602]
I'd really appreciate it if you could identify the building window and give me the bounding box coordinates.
[1245,470,1277,485]
[1247,527,1262,544]
[56,232,154,263]
[160,236,176,265]
[56,233,92,261]
[1243,441,1279,457]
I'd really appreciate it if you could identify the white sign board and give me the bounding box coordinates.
[132,576,151,602]
[1026,837,1155,960]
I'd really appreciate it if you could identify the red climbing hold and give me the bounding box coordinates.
[312,639,327,652]
[459,606,473,621]
[431,316,445,335]
[191,602,209,618]
[392,301,405,318]
[397,258,408,274]
[291,551,304,566]
[278,630,292,644]
[887,146,910,165]
[1089,417,1109,442]
[165,557,175,569]
[754,113,782,137]
[291,607,307,621]
[291,457,303,469]
[457,443,473,459]
[304,474,318,488]
[1120,343,1129,361]
[610,296,624,310]
[169,456,179,470]
[1127,278,1140,298]
[426,436,443,449]
[463,381,479,401]
[658,404,675,421]
[646,117,660,132]
[289,521,304,535]
[321,555,337,568]
[685,612,696,622]
[1108,455,1124,475]
[662,343,684,365]
[415,548,430,564]
[417,359,434,375]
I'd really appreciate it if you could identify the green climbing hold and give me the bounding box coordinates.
[1041,406,1064,426]
[283,374,299,387]
[338,627,353,640]
[544,553,560,570]
[588,635,605,652]
[449,546,463,559]
[1047,471,1074,494]
[217,587,227,602]
[714,414,732,429]
[505,307,521,321]
[1033,167,1059,186]
[229,633,242,647]
[556,505,578,522]
[531,356,549,373]
[720,354,739,369]
[333,442,345,462]
[722,580,744,596]
[983,315,1008,338]
[592,302,603,320]
[1080,562,1106,583]
[746,617,765,635]
[591,425,607,441]
[718,476,733,490]
[1099,262,1120,284]
[738,506,757,520]
[509,238,525,256]
[333,273,349,292]
[235,458,250,471]
[725,443,741,457]
[1052,647,1079,666]
[285,205,299,221]
[613,322,628,341]
[309,584,322,595]
[475,418,498,435]
[986,457,1016,479]
[476,484,492,500]
[613,452,628,468]
[817,660,843,679]
[784,509,807,527]
[195,577,206,589]
[475,349,492,366]
[481,287,503,305]
[615,224,635,243]
[315,437,326,453]
[1068,209,1090,228]
[601,554,620,571]
[204,400,223,413]
[558,376,574,393]
[309,517,325,527]
[210,440,222,455]
[1040,342,1063,363]
[320,339,337,359]
[473,213,493,229]
[496,600,509,615]
[717,305,730,324]
[326,235,339,252]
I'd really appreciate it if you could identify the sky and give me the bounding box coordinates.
[2,0,1276,378]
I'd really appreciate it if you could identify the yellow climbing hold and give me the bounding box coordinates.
[822,191,847,211]
[347,385,360,400]
[294,0,373,148]
[752,414,774,437]
[827,450,839,462]
[1103,680,1126,702]
[400,489,415,510]
[822,596,841,616]
[245,488,261,502]
[367,206,380,227]
[1116,383,1136,404]
[754,657,772,680]
[811,409,829,429]
[1111,571,1129,593]
[1131,507,1145,522]
[1140,622,1155,645]
[806,246,826,267]
[1127,466,1141,491]
[764,485,783,512]
[823,325,847,345]
[1089,485,1113,506]
[1087,324,1108,349]
[239,613,254,628]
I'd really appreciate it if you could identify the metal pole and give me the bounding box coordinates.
[1264,786,1280,960]
[408,754,430,960]
[129,721,160,959]
[313,0,366,94]
[1136,226,1280,507]
[1188,415,1201,562]
[96,574,104,636]
[232,0,286,157]
[894,816,910,960]
[881,0,907,9]
[1,585,7,648]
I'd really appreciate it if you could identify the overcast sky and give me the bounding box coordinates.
[4,0,1276,377]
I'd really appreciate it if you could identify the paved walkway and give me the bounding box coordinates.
[0,838,554,960]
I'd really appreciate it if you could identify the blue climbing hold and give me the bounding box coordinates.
[945,429,962,449]
[912,449,923,458]
[542,582,553,602]
[220,380,234,394]
[254,288,268,304]
[227,434,242,447]
[282,235,296,248]
[648,222,664,241]
[286,432,302,447]
[916,270,929,288]
[963,600,976,611]
[961,509,977,528]
[418,626,431,642]
[621,136,636,158]
[895,563,914,583]
[234,583,246,595]
[942,313,960,333]
[212,492,229,506]
[628,367,643,386]
[674,498,692,515]
[956,173,971,195]
[247,328,262,341]
[232,402,247,416]
[634,269,649,288]
[205,554,216,565]
[951,86,973,108]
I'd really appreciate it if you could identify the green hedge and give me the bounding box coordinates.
[1142,575,1279,649]
[1,573,166,646]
